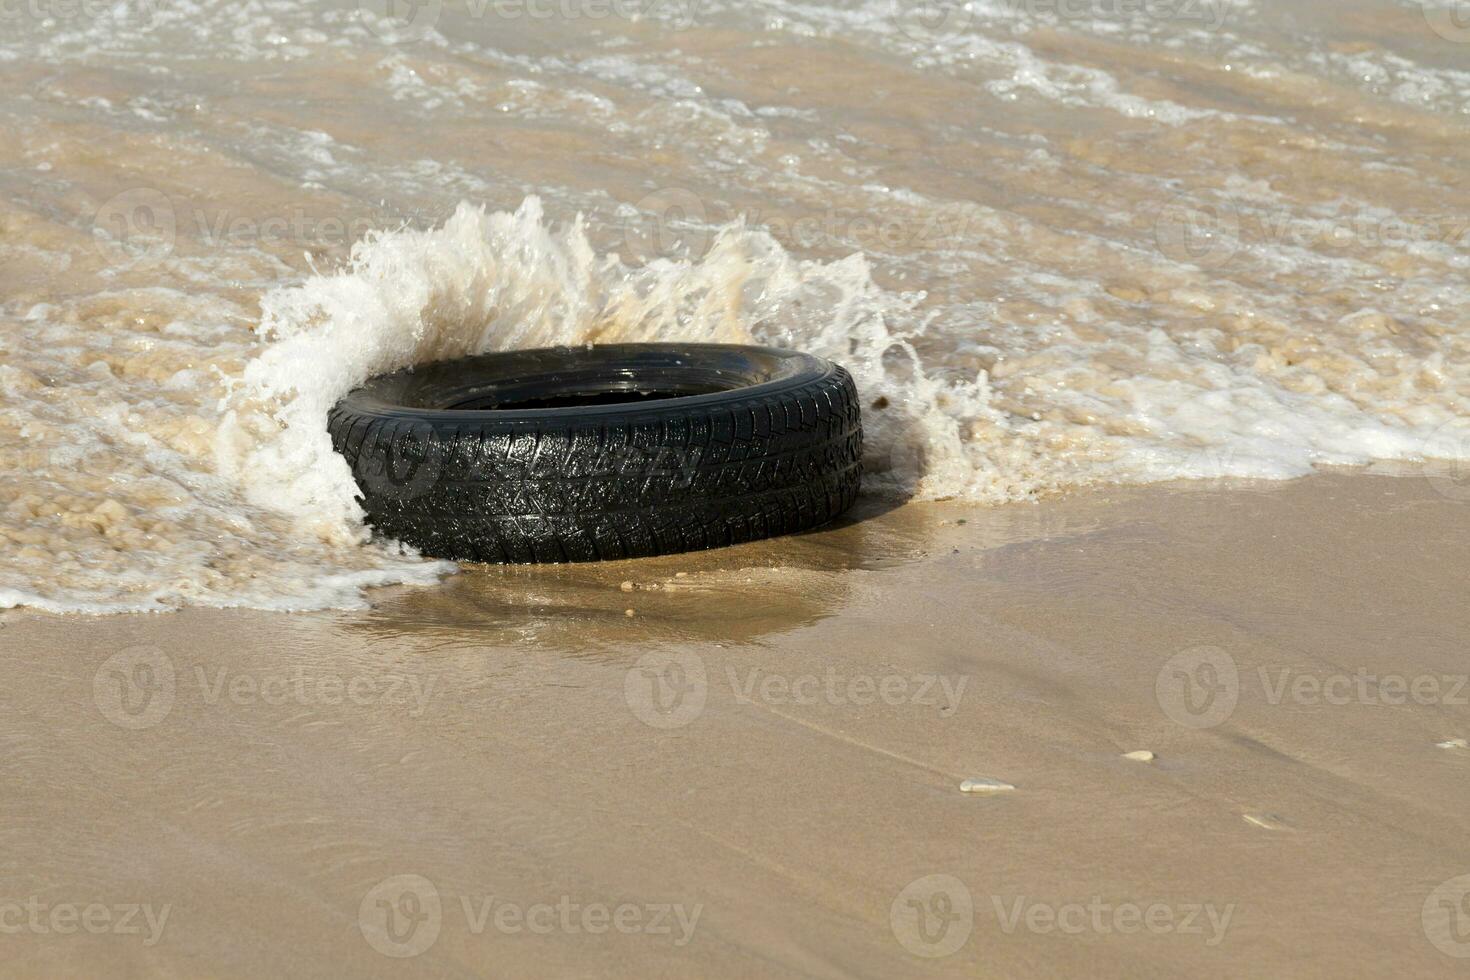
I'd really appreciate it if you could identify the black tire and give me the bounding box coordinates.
[327,343,862,563]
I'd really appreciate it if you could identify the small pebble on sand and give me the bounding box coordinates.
[624,608,635,617]
[620,581,635,592]
[675,572,688,578]
[959,778,1015,794]
[1122,750,1155,762]
[1437,738,1467,750]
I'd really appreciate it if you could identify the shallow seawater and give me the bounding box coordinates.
[0,0,1465,611]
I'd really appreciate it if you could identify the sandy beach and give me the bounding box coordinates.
[5,470,1469,976]
[2,0,1467,974]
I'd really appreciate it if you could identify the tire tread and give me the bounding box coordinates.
[329,357,862,563]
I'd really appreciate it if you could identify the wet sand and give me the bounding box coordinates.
[3,470,1469,976]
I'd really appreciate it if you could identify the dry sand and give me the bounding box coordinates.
[3,470,1469,977]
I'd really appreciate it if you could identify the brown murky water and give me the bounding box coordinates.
[0,0,1467,611]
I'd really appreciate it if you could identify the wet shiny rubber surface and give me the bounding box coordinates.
[328,344,863,563]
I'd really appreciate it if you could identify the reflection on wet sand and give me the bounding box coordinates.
[344,493,1116,653]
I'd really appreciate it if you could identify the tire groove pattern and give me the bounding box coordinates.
[329,347,863,563]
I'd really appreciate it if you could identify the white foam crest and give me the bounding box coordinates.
[219,198,995,551]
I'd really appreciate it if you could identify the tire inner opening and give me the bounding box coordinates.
[446,379,741,411]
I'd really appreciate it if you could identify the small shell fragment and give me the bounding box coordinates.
[1437,738,1467,750]
[1243,812,1288,830]
[620,581,635,592]
[624,608,635,617]
[1122,750,1155,762]
[959,778,1015,794]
